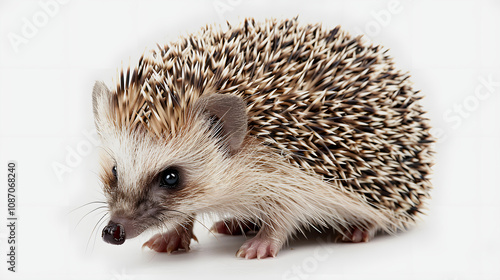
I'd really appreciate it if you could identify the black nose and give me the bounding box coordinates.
[102,221,125,245]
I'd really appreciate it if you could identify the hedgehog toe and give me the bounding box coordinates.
[236,237,281,259]
[143,230,196,253]
[341,227,373,243]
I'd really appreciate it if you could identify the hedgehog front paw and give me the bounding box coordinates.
[210,218,259,235]
[236,236,283,259]
[142,230,198,253]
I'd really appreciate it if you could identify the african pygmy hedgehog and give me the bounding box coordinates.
[93,18,434,259]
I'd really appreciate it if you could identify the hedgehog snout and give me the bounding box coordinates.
[102,221,125,245]
[102,217,140,245]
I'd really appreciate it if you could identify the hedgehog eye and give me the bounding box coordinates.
[159,169,179,189]
[112,166,117,179]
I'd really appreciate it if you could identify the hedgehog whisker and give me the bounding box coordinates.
[91,212,110,254]
[69,201,107,214]
[74,205,109,230]
[86,212,109,255]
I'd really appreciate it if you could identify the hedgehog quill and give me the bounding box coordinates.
[93,18,434,259]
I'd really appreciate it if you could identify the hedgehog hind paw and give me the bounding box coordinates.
[339,226,375,243]
[210,218,259,235]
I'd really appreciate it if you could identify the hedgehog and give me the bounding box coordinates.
[93,18,434,259]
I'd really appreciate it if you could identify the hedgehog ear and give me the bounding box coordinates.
[92,81,112,131]
[195,94,248,154]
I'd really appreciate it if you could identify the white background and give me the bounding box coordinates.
[0,0,499,279]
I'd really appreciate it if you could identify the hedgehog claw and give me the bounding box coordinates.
[143,230,196,253]
[236,236,281,259]
[341,227,372,243]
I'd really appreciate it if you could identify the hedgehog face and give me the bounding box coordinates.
[93,82,248,244]
[97,126,212,243]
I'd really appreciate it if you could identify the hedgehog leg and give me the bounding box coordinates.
[142,219,198,253]
[235,222,288,259]
[340,226,377,243]
[210,218,260,235]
